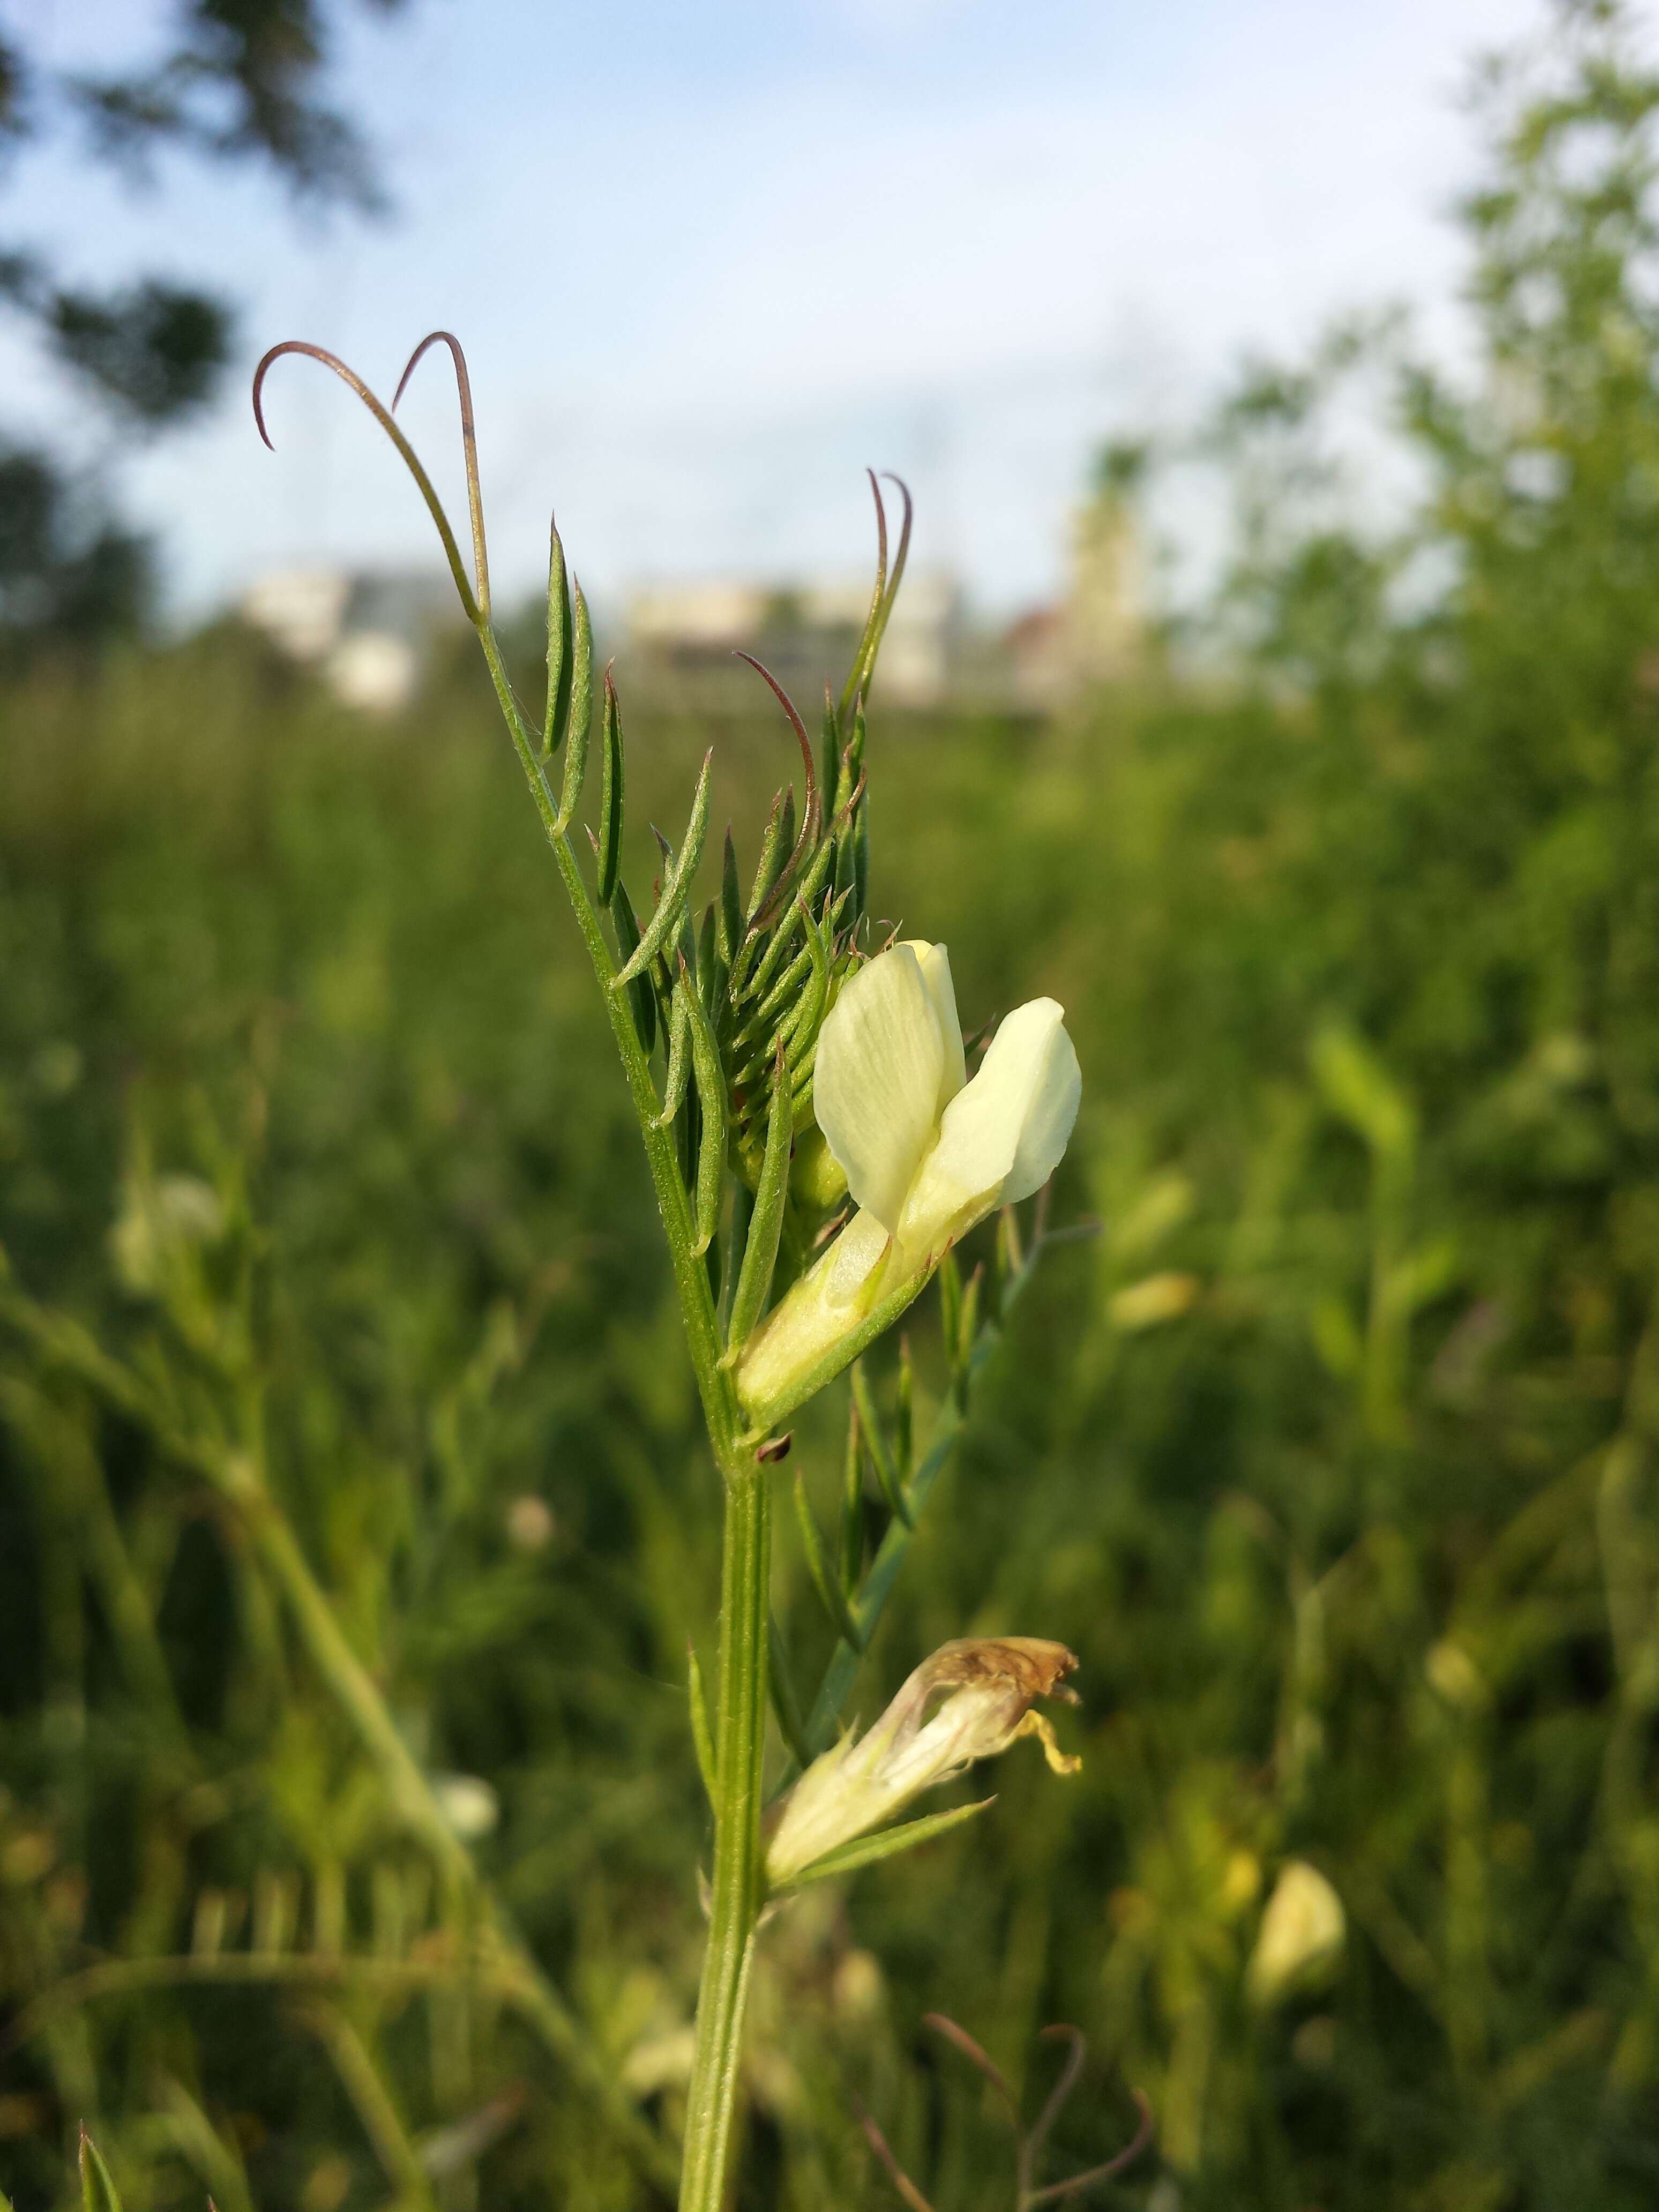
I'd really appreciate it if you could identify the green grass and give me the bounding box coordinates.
[0,600,1650,2210]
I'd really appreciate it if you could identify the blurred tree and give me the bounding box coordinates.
[0,0,410,653]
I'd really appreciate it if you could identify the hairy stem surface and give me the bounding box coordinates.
[679,1462,772,2212]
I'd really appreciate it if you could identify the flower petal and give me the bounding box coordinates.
[735,1211,916,1423]
[814,943,947,1229]
[1000,999,1082,1202]
[827,1206,891,1307]
[896,997,1081,1258]
[902,939,967,1112]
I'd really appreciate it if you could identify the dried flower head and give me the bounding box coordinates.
[768,1636,1081,1889]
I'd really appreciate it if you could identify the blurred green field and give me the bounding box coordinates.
[8,17,1659,2211]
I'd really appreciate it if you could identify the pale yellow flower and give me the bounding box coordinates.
[738,940,1080,1420]
[1246,1860,1346,2005]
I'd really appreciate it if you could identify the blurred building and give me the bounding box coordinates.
[624,569,967,710]
[1002,455,1148,709]
[241,566,459,712]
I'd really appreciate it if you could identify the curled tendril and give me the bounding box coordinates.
[392,331,491,623]
[828,759,868,844]
[854,2101,937,2212]
[837,469,914,736]
[1017,2026,1088,2201]
[854,2017,1154,2212]
[1022,2089,1154,2209]
[251,334,488,630]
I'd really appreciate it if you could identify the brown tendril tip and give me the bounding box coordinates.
[921,2012,1017,2120]
[1022,2089,1154,2206]
[734,653,817,820]
[867,468,890,603]
[734,652,821,929]
[883,469,915,573]
[876,2017,1154,2211]
[1018,2026,1088,2196]
[855,2101,936,2212]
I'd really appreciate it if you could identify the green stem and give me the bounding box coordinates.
[476,616,776,2208]
[679,1461,772,2212]
[475,625,735,1442]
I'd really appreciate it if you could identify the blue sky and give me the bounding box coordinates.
[12,0,1551,617]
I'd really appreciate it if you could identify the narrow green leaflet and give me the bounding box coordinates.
[744,787,794,930]
[681,957,728,1255]
[718,1182,754,1342]
[769,1798,993,1894]
[614,749,714,988]
[722,1059,793,1359]
[719,828,743,965]
[610,880,656,1055]
[852,1359,911,1526]
[767,1614,814,1768]
[839,1402,864,1590]
[79,2132,123,2212]
[740,932,816,1039]
[657,980,693,1128]
[939,1249,963,1369]
[542,518,572,757]
[596,670,624,903]
[819,685,841,816]
[551,582,594,831]
[894,1334,914,1471]
[783,898,831,1075]
[794,1469,864,1651]
[687,1642,718,1807]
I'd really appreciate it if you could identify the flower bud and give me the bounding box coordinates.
[1246,1860,1345,2006]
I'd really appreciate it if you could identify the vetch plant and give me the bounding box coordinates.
[252,331,1085,2211]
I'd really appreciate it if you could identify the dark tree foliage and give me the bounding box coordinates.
[0,445,150,645]
[0,0,409,650]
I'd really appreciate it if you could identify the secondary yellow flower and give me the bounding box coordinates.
[1246,1860,1346,2005]
[767,1637,1080,1888]
[738,940,1081,1421]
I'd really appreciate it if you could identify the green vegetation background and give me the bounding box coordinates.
[6,13,1659,2209]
